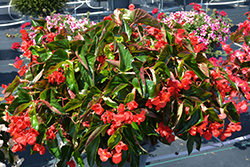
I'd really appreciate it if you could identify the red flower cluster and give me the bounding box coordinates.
[46,124,57,141]
[152,8,159,15]
[189,3,202,11]
[221,122,242,141]
[156,122,175,143]
[21,22,31,30]
[66,159,76,167]
[146,26,167,50]
[220,11,227,16]
[98,141,128,164]
[11,42,21,50]
[46,32,56,42]
[91,103,105,115]
[146,78,185,110]
[6,112,44,154]
[48,71,66,85]
[96,102,145,136]
[181,71,198,90]
[12,58,28,77]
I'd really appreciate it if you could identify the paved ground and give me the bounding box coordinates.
[1,0,250,166]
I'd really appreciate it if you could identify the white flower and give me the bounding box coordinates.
[0,162,6,167]
[0,140,3,147]
[0,124,7,132]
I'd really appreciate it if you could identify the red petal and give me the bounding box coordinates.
[112,152,122,164]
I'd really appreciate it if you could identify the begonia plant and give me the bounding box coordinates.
[0,6,248,167]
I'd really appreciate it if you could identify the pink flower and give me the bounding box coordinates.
[129,4,135,11]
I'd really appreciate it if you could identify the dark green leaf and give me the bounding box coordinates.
[183,85,212,102]
[13,102,32,115]
[8,91,31,114]
[47,138,61,159]
[29,107,39,130]
[187,135,195,155]
[85,124,109,147]
[153,61,171,78]
[104,74,129,96]
[223,102,240,123]
[195,135,202,151]
[74,151,85,167]
[56,145,74,167]
[86,136,100,167]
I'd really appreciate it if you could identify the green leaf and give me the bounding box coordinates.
[31,19,46,27]
[187,135,195,155]
[184,56,208,80]
[63,95,84,112]
[206,108,223,123]
[35,33,43,44]
[46,39,70,50]
[65,60,79,94]
[183,85,212,102]
[29,106,39,130]
[165,31,172,45]
[153,61,171,78]
[40,89,66,114]
[74,151,85,167]
[223,102,240,123]
[13,102,32,115]
[108,130,122,150]
[118,150,129,167]
[47,138,61,159]
[104,74,129,96]
[132,61,148,98]
[45,49,68,69]
[30,46,51,62]
[56,145,74,167]
[85,124,109,147]
[119,43,133,72]
[175,108,202,135]
[159,45,172,63]
[124,92,135,104]
[4,75,20,98]
[129,148,140,167]
[86,136,100,167]
[130,9,161,29]
[123,20,132,41]
[103,96,119,108]
[8,91,31,114]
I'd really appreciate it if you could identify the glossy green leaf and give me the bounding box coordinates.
[104,74,129,96]
[65,60,79,94]
[40,89,66,114]
[129,148,140,167]
[206,108,222,123]
[45,49,68,69]
[73,151,85,167]
[63,96,84,112]
[56,145,74,167]
[31,19,46,27]
[4,75,20,98]
[153,61,171,78]
[8,91,31,114]
[187,135,195,155]
[223,102,240,123]
[46,39,69,50]
[123,20,132,41]
[183,85,212,102]
[13,102,32,115]
[47,138,61,159]
[29,46,51,62]
[86,136,100,167]
[103,96,119,108]
[85,124,109,147]
[132,61,148,98]
[119,43,133,72]
[159,45,172,63]
[29,107,39,130]
[108,130,122,150]
[184,56,208,80]
[175,108,202,135]
[124,92,135,104]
